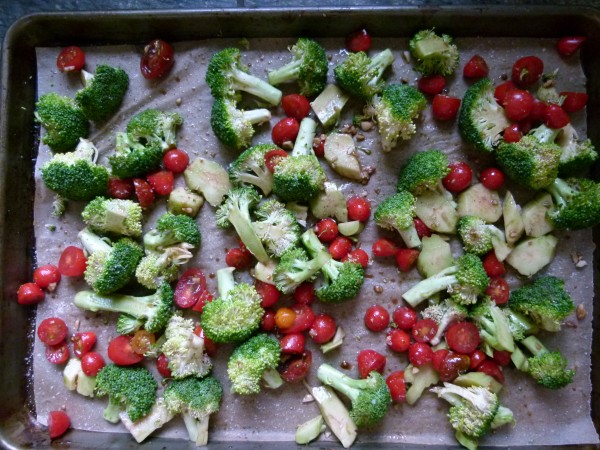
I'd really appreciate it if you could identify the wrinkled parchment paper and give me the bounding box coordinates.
[32,36,599,447]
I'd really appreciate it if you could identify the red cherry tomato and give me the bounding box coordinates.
[133,178,155,208]
[346,28,371,53]
[372,238,399,257]
[81,351,105,376]
[411,318,438,343]
[313,135,325,157]
[58,246,87,277]
[191,290,213,314]
[279,304,315,334]
[141,39,175,79]
[432,349,450,372]
[108,177,134,199]
[477,359,505,383]
[386,329,411,353]
[56,46,85,73]
[38,317,68,346]
[393,306,418,330]
[72,332,97,358]
[33,264,61,291]
[364,305,390,332]
[309,313,337,344]
[272,117,300,147]
[293,282,315,305]
[503,124,522,143]
[107,335,144,366]
[315,218,339,243]
[329,236,353,260]
[560,92,588,113]
[557,36,586,57]
[503,89,534,121]
[486,277,510,305]
[261,308,276,332]
[45,342,69,365]
[279,350,312,383]
[255,280,280,308]
[163,149,189,173]
[417,74,446,95]
[463,55,489,79]
[442,161,473,193]
[17,283,45,305]
[48,410,70,439]
[479,167,505,190]
[414,218,432,239]
[445,321,480,354]
[544,103,570,129]
[396,248,420,272]
[432,95,461,121]
[156,353,172,378]
[409,342,434,367]
[343,249,369,268]
[511,56,544,88]
[193,325,217,356]
[281,94,311,120]
[437,351,471,382]
[493,350,512,366]
[386,371,407,403]
[146,170,174,196]
[225,247,253,270]
[469,349,487,369]
[357,349,386,378]
[174,268,208,309]
[280,333,305,355]
[347,196,371,222]
[482,251,506,277]
[264,149,289,173]
[494,80,517,105]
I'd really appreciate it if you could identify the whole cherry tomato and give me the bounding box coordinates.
[432,95,461,121]
[357,349,386,378]
[463,55,489,79]
[511,55,544,88]
[141,39,175,79]
[281,94,311,120]
[346,29,372,52]
[557,36,586,57]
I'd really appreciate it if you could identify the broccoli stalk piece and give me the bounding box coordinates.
[135,247,192,289]
[126,109,183,151]
[421,299,468,346]
[75,65,129,121]
[405,363,440,405]
[553,123,599,176]
[74,282,173,333]
[161,314,212,378]
[396,149,450,195]
[210,97,272,150]
[409,29,459,76]
[403,254,489,307]
[470,297,515,354]
[41,137,109,201]
[267,38,328,97]
[108,131,164,179]
[252,199,302,257]
[374,191,421,248]
[35,93,90,153]
[78,227,143,294]
[545,177,600,229]
[228,143,279,195]
[143,212,202,253]
[334,49,395,101]
[273,245,331,294]
[373,84,427,151]
[504,307,539,342]
[456,215,511,258]
[82,197,143,237]
[119,398,175,443]
[205,48,282,105]
[317,363,392,428]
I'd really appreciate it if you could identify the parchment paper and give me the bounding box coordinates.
[32,36,599,447]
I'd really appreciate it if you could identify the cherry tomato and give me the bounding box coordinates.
[372,238,399,257]
[280,333,305,355]
[544,103,570,129]
[130,330,156,355]
[493,81,516,106]
[293,282,315,305]
[193,325,217,356]
[386,329,411,353]
[275,307,296,329]
[557,36,586,57]
[107,335,144,366]
[396,248,420,272]
[408,342,433,367]
[503,124,522,143]
[72,332,96,358]
[437,351,470,382]
[191,290,213,314]
[442,161,473,193]
[146,170,174,196]
[48,410,70,439]
[309,313,337,344]
[511,55,544,88]
[272,117,300,147]
[56,46,85,72]
[479,167,505,190]
[343,249,369,268]
[133,178,155,208]
[279,304,315,334]
[252,280,279,308]
[414,218,432,239]
[469,349,487,369]
[432,95,461,121]
[45,342,69,365]
[58,246,87,277]
[486,276,510,305]
[482,251,506,277]
[560,92,588,113]
[281,94,311,120]
[411,318,438,343]
[393,306,418,330]
[493,350,512,366]
[141,39,175,79]
[33,264,61,291]
[417,74,446,95]
[346,28,371,52]
[156,353,172,378]
[503,89,534,122]
[174,268,208,309]
[313,135,326,157]
[38,317,68,346]
[477,359,505,383]
[518,120,533,135]
[261,308,276,332]
[108,177,134,199]
[225,247,253,270]
[81,351,105,376]
[432,349,450,372]
[163,149,189,173]
[264,149,288,173]
[279,350,312,383]
[364,305,390,332]
[357,349,386,378]
[17,283,45,305]
[315,218,339,243]
[347,196,371,222]
[445,321,480,354]
[463,55,489,79]
[386,371,407,403]
[329,236,353,260]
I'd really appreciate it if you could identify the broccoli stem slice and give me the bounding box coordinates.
[510,346,529,371]
[232,68,282,106]
[366,49,394,87]
[491,406,514,429]
[413,38,448,59]
[241,108,272,125]
[74,290,158,319]
[546,177,574,208]
[227,205,270,264]
[402,269,459,307]
[181,412,209,446]
[455,430,478,450]
[520,335,548,357]
[398,224,421,249]
[119,399,175,443]
[217,267,236,298]
[80,69,95,87]
[316,364,361,403]
[78,227,112,255]
[268,59,303,85]
[262,368,284,389]
[531,124,561,145]
[291,117,318,157]
[103,398,122,423]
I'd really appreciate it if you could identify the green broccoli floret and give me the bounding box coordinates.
[229,143,279,195]
[373,84,427,151]
[118,398,175,443]
[108,131,164,179]
[35,93,90,153]
[317,363,391,428]
[409,29,459,76]
[82,197,143,237]
[95,364,157,423]
[545,177,600,230]
[403,254,489,307]
[458,78,510,153]
[205,48,282,105]
[273,246,328,294]
[74,282,173,333]
[126,109,183,151]
[267,38,328,97]
[78,227,143,294]
[508,275,575,332]
[227,333,282,395]
[334,49,394,101]
[201,267,264,343]
[421,299,468,346]
[161,315,212,379]
[75,65,129,121]
[41,138,109,201]
[470,297,515,354]
[252,199,302,257]
[164,376,223,446]
[116,314,145,336]
[396,149,450,195]
[553,124,599,176]
[374,191,421,248]
[143,213,201,253]
[210,97,272,150]
[456,215,509,257]
[135,248,191,289]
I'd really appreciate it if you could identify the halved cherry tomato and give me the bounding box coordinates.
[72,332,97,358]
[560,92,588,113]
[494,80,517,105]
[225,247,253,270]
[414,218,432,239]
[442,161,472,193]
[343,249,369,268]
[48,410,70,439]
[477,359,505,383]
[58,246,87,277]
[279,350,312,383]
[46,342,69,365]
[107,335,144,366]
[347,196,371,222]
[479,167,505,190]
[38,317,68,346]
[309,313,337,344]
[503,124,522,143]
[386,371,406,403]
[57,46,85,72]
[432,349,450,372]
[482,251,506,277]
[133,178,155,208]
[17,283,45,305]
[315,218,338,243]
[280,333,305,355]
[279,304,315,334]
[33,265,61,291]
[396,248,420,272]
[493,349,512,366]
[108,177,134,199]
[418,74,446,95]
[364,305,390,332]
[174,268,208,309]
[130,330,156,355]
[557,36,586,57]
[293,282,315,305]
[191,291,213,314]
[163,148,189,173]
[393,306,418,330]
[281,94,311,120]
[346,29,371,53]
[255,280,280,308]
[146,170,174,196]
[408,342,433,367]
[386,329,411,353]
[329,236,353,260]
[412,318,438,343]
[193,325,217,356]
[432,95,461,121]
[503,89,534,121]
[486,277,510,305]
[81,351,105,376]
[141,39,175,79]
[156,353,172,378]
[544,103,570,129]
[357,349,386,378]
[272,117,300,147]
[372,238,399,257]
[463,55,489,79]
[445,321,480,354]
[511,56,544,88]
[264,149,289,173]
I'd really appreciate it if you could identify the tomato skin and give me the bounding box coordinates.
[146,170,174,196]
[275,307,296,329]
[432,349,450,372]
[544,103,570,129]
[156,353,172,378]
[463,55,489,79]
[357,349,386,378]
[386,371,407,403]
[174,268,208,309]
[261,308,276,332]
[255,280,280,308]
[108,177,134,199]
[130,330,156,355]
[442,161,473,193]
[347,196,371,222]
[482,251,506,277]
[81,351,105,376]
[264,149,288,173]
[493,350,512,366]
[193,326,217,356]
[560,92,588,113]
[408,342,433,367]
[309,313,337,344]
[494,80,517,105]
[479,167,505,190]
[46,342,70,365]
[418,74,446,95]
[225,247,253,270]
[293,282,315,305]
[57,46,85,72]
[279,304,315,334]
[445,321,481,354]
[557,36,586,57]
[329,236,353,260]
[393,306,418,330]
[281,94,311,120]
[280,333,305,355]
[432,95,461,121]
[313,135,325,157]
[486,276,510,305]
[346,29,371,53]
[33,265,61,291]
[503,89,534,121]
[511,56,544,88]
[372,238,399,257]
[469,349,487,369]
[17,283,45,305]
[272,117,300,147]
[386,329,411,353]
[191,290,213,314]
[107,335,144,366]
[72,332,97,358]
[437,351,470,382]
[279,350,312,383]
[414,218,432,239]
[412,318,438,343]
[163,149,189,173]
[396,248,420,272]
[48,410,70,439]
[364,305,390,332]
[141,39,175,79]
[58,246,87,277]
[314,218,339,243]
[38,317,68,346]
[477,359,505,383]
[503,124,522,143]
[343,249,369,268]
[133,178,155,208]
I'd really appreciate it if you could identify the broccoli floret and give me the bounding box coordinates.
[95,364,157,423]
[161,315,212,379]
[229,143,279,195]
[164,376,223,446]
[409,29,459,76]
[41,138,109,201]
[82,197,143,237]
[108,131,164,179]
[421,299,468,346]
[118,398,175,443]
[396,149,450,195]
[508,275,575,332]
[135,247,191,289]
[35,93,90,152]
[143,213,201,253]
[116,314,145,336]
[553,124,599,176]
[504,307,539,342]
[126,109,183,151]
[470,297,515,354]
[317,363,391,428]
[373,84,427,151]
[227,333,282,395]
[516,335,575,389]
[78,227,143,294]
[252,199,302,257]
[205,48,282,105]
[456,215,509,257]
[75,65,129,121]
[200,267,264,343]
[267,38,328,97]
[211,97,272,150]
[545,177,600,230]
[458,78,510,153]
[403,254,489,307]
[374,191,421,248]
[74,282,173,333]
[334,49,394,101]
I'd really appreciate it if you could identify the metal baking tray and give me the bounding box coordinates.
[2,6,600,449]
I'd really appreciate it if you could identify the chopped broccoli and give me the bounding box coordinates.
[373,84,427,151]
[229,143,279,195]
[545,177,600,230]
[227,333,282,395]
[161,315,212,379]
[41,138,109,201]
[210,97,272,150]
[267,38,328,97]
[35,92,90,153]
[126,109,183,151]
[118,398,175,443]
[396,149,450,195]
[273,246,329,294]
[135,248,190,289]
[143,212,201,253]
[75,65,129,121]
[252,199,302,257]
[334,49,395,101]
[95,364,157,423]
[514,335,575,389]
[456,215,508,257]
[116,313,145,336]
[421,299,468,346]
[317,363,391,428]
[504,307,539,342]
[374,191,421,248]
[108,131,164,178]
[82,197,143,237]
[470,297,515,354]
[553,124,599,176]
[409,29,459,76]
[74,282,173,333]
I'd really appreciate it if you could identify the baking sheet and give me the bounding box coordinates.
[31,36,599,446]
